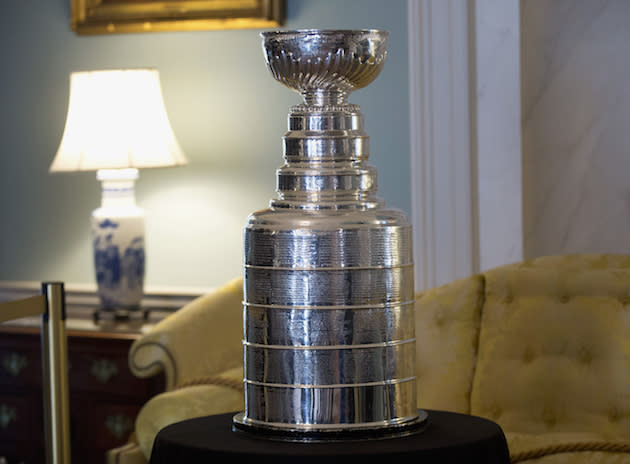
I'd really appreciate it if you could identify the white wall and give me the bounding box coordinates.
[522,0,630,258]
[0,0,411,292]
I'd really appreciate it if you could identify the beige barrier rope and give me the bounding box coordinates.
[511,441,630,463]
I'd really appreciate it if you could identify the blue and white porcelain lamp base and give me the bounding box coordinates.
[91,168,145,315]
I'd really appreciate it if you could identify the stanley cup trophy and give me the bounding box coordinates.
[233,29,427,440]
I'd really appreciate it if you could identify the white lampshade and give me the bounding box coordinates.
[50,68,187,172]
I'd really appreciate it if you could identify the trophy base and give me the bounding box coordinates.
[232,409,429,443]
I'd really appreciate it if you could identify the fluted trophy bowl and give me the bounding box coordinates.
[261,29,389,106]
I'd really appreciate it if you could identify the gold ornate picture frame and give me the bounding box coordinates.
[71,0,285,35]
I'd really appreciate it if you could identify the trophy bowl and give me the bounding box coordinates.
[261,29,389,105]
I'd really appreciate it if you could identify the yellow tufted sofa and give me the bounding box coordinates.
[107,254,630,463]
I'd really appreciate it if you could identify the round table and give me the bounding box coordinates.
[149,410,510,463]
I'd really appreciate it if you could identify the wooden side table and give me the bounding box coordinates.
[149,410,510,463]
[0,320,165,463]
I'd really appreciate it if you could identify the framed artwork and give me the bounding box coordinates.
[71,0,285,35]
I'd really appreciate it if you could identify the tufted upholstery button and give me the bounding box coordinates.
[578,346,593,365]
[490,405,502,419]
[609,407,620,422]
[621,296,630,306]
[434,309,445,327]
[522,346,535,364]
[542,407,556,427]
[503,294,514,304]
[559,294,570,303]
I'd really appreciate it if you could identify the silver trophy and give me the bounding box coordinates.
[233,29,426,440]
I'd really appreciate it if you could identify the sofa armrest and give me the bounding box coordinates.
[414,273,484,414]
[106,442,147,464]
[129,277,243,390]
[135,366,244,459]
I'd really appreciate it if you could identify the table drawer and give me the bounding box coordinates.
[71,397,141,459]
[68,337,151,398]
[0,324,164,462]
[0,393,42,441]
[0,334,42,388]
[0,440,44,464]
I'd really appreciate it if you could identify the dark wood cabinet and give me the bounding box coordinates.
[0,324,164,463]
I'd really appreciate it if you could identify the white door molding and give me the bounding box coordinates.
[408,0,523,291]
[408,0,474,291]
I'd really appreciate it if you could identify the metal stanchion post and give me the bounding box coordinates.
[0,282,71,463]
[41,282,72,464]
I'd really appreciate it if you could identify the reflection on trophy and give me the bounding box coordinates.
[233,29,427,440]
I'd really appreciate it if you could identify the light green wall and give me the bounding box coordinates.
[0,0,410,290]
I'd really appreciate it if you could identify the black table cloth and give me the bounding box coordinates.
[149,409,510,463]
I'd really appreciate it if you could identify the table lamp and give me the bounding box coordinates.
[50,69,187,317]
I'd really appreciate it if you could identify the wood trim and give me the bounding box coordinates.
[0,280,206,312]
[0,324,141,340]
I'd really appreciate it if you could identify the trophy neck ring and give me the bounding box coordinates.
[301,89,349,107]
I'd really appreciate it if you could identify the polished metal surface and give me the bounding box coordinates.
[262,29,389,106]
[0,285,71,463]
[41,282,71,464]
[244,303,416,346]
[232,409,429,443]
[235,29,423,438]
